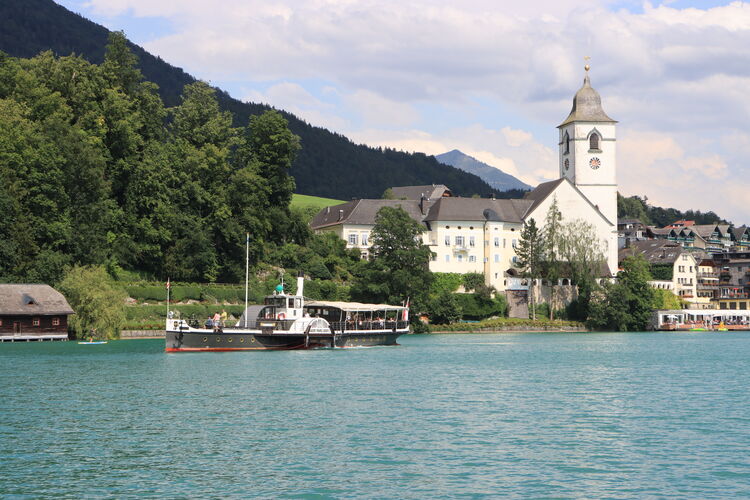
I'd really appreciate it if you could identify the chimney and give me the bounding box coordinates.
[338,209,344,221]
[420,196,426,215]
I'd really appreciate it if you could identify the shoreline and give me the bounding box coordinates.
[429,327,588,334]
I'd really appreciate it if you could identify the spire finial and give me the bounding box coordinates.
[584,55,591,73]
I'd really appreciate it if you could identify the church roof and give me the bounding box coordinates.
[422,197,532,223]
[558,71,617,127]
[310,199,424,229]
[390,184,451,201]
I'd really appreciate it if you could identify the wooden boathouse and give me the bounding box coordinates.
[0,284,74,342]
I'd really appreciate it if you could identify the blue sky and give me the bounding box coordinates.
[57,0,750,223]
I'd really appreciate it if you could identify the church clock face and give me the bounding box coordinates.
[589,157,601,170]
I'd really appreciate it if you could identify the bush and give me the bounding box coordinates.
[59,265,126,339]
[430,273,463,296]
[462,273,485,292]
[453,293,507,320]
[428,291,462,324]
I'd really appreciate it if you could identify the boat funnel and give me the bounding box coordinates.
[297,273,304,297]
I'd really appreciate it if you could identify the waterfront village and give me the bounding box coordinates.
[1,67,748,342]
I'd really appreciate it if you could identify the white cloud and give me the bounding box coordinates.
[72,0,750,222]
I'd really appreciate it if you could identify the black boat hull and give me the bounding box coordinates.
[165,330,403,351]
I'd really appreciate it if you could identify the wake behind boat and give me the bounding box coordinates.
[165,275,409,352]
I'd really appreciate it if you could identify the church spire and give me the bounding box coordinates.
[558,63,616,128]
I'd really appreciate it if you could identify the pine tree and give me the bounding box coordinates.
[515,218,543,320]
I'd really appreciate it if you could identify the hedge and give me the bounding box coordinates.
[431,317,586,332]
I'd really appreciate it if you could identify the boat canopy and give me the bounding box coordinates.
[306,300,406,312]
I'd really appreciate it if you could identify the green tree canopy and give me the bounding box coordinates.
[58,265,126,339]
[351,206,433,310]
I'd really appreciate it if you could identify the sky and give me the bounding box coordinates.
[57,0,750,224]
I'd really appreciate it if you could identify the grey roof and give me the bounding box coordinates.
[731,225,748,240]
[390,184,451,201]
[523,177,614,226]
[310,199,424,229]
[0,284,74,315]
[691,224,720,239]
[558,73,616,127]
[523,178,565,216]
[423,197,533,223]
[619,240,685,265]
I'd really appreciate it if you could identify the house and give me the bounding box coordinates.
[692,224,733,252]
[618,218,654,248]
[651,226,707,249]
[619,240,698,304]
[695,259,719,308]
[730,226,750,250]
[712,251,750,307]
[310,199,425,260]
[0,284,74,341]
[311,66,619,292]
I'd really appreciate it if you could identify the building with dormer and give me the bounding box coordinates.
[311,66,619,291]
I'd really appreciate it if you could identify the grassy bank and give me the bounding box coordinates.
[429,317,586,333]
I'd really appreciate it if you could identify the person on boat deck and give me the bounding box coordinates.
[205,317,213,328]
[221,309,228,323]
[213,312,221,330]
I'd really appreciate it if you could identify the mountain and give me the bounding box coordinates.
[0,0,497,200]
[435,149,532,193]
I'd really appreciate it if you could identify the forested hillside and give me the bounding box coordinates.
[0,0,497,200]
[617,194,727,227]
[0,35,311,284]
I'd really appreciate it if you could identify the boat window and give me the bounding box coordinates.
[295,299,302,308]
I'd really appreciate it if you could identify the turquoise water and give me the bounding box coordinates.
[2,332,750,498]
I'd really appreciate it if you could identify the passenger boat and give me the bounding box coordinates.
[165,275,409,352]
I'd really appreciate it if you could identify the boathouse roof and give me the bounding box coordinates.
[0,284,74,315]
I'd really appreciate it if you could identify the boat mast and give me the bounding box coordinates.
[244,232,249,328]
[166,277,170,320]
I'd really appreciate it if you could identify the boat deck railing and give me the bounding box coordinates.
[330,320,409,332]
[179,318,409,333]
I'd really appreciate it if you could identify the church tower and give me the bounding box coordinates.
[557,65,617,227]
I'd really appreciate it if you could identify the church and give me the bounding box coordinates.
[311,66,619,292]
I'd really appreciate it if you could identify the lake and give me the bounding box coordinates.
[2,332,750,498]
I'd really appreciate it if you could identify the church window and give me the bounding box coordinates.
[564,131,570,154]
[589,132,600,151]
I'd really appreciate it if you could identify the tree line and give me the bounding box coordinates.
[0,32,304,284]
[0,0,498,201]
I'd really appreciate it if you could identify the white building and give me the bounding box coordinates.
[619,240,699,305]
[311,67,619,291]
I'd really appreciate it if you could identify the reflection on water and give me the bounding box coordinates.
[1,332,750,498]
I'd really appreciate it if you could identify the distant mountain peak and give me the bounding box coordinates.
[435,150,531,193]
